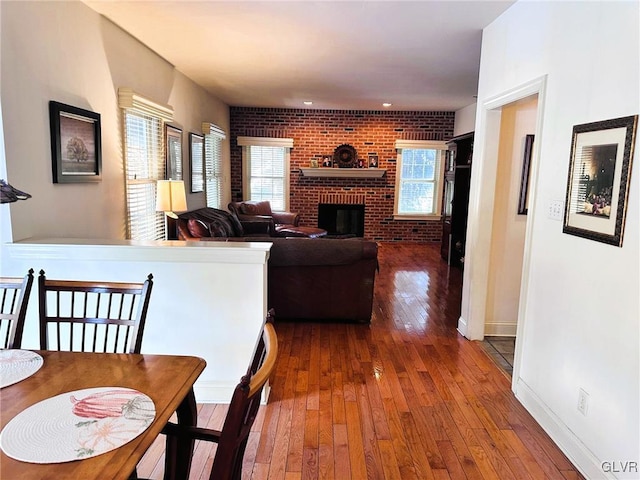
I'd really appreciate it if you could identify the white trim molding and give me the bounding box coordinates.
[237,136,294,148]
[202,122,226,139]
[117,87,173,122]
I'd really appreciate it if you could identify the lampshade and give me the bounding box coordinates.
[156,180,187,216]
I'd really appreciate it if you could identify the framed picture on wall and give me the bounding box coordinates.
[563,115,637,247]
[166,125,183,180]
[189,133,204,193]
[49,101,101,183]
[517,134,534,215]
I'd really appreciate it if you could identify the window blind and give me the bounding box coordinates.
[202,122,226,209]
[119,88,173,240]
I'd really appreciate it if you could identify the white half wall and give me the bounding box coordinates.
[467,1,639,478]
[1,238,271,403]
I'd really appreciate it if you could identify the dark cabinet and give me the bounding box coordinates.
[441,132,473,268]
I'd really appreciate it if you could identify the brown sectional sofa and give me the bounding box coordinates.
[176,208,378,323]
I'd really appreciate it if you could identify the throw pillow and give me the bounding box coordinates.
[240,201,272,216]
[187,218,210,238]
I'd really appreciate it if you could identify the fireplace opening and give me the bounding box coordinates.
[318,204,365,237]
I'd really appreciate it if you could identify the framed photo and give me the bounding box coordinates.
[166,125,183,180]
[518,135,534,215]
[189,133,204,193]
[49,101,101,183]
[369,155,379,168]
[310,159,319,168]
[321,155,332,168]
[563,115,637,247]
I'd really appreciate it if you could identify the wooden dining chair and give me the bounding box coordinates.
[0,269,34,349]
[162,309,279,480]
[38,270,153,353]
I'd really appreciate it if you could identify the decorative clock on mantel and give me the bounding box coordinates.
[333,144,357,168]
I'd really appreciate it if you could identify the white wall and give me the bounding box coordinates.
[0,1,229,241]
[466,1,639,478]
[454,102,477,137]
[485,96,537,336]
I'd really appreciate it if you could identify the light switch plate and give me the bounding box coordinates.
[548,200,564,221]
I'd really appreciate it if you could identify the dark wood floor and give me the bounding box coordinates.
[138,242,584,479]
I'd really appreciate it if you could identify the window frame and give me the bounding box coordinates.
[202,122,227,209]
[237,136,294,211]
[393,139,448,220]
[118,88,173,240]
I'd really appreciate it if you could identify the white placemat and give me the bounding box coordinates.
[0,350,44,388]
[0,387,156,463]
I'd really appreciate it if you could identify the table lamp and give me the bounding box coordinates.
[156,179,187,239]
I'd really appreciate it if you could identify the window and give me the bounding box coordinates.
[237,136,294,211]
[202,123,226,209]
[118,88,173,240]
[394,140,447,219]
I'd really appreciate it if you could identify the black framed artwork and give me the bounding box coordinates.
[517,134,534,215]
[49,101,101,183]
[563,115,637,247]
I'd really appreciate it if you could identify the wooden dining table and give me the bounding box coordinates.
[0,350,206,480]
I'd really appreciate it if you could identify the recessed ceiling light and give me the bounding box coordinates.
[303,101,313,106]
[382,103,392,107]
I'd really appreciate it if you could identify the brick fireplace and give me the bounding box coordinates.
[317,193,366,237]
[230,108,454,242]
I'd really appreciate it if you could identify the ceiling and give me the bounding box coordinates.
[84,1,514,111]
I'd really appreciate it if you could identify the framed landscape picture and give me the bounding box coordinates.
[563,115,637,247]
[49,101,101,183]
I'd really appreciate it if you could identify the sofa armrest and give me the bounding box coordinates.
[273,211,300,226]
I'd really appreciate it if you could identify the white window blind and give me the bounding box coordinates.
[394,140,447,218]
[119,88,173,240]
[238,136,293,211]
[202,122,226,209]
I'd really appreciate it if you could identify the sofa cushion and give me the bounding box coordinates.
[239,201,272,216]
[187,218,210,238]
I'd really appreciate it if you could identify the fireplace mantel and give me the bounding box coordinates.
[299,168,387,178]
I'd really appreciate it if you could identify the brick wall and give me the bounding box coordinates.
[229,108,455,242]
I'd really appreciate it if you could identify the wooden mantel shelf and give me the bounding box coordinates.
[299,168,387,178]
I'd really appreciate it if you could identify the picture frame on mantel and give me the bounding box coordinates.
[563,115,637,247]
[166,125,183,180]
[49,101,102,183]
[189,133,204,193]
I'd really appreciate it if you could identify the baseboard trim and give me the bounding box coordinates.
[514,377,613,479]
[457,315,468,337]
[194,381,271,405]
[484,322,517,336]
[194,382,235,404]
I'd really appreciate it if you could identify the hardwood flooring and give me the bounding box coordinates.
[138,242,584,480]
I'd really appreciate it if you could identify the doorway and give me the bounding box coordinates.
[458,76,546,387]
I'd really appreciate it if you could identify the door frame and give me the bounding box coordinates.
[457,76,547,387]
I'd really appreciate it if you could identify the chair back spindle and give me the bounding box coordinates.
[38,271,153,354]
[0,269,35,349]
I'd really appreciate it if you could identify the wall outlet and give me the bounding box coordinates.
[548,200,564,221]
[577,388,589,416]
